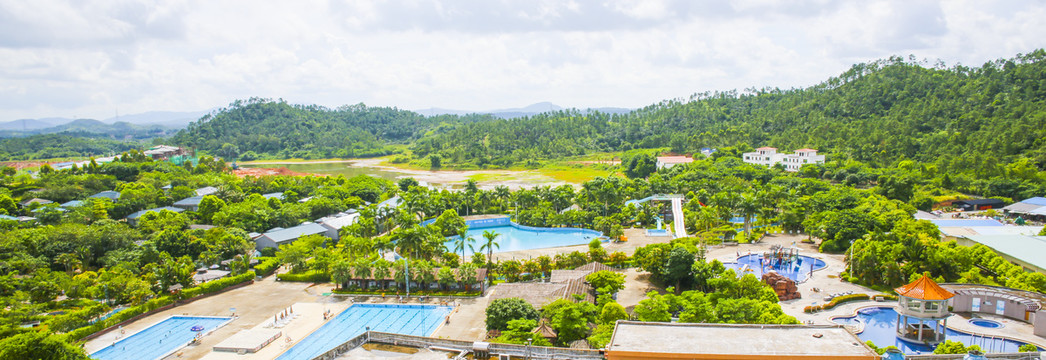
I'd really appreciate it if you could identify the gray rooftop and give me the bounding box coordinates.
[88,190,121,200]
[126,206,185,219]
[262,192,285,200]
[195,186,219,196]
[259,222,328,244]
[607,321,876,358]
[174,196,204,207]
[965,234,1046,271]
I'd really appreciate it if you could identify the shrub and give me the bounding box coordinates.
[277,270,330,282]
[805,294,870,313]
[179,272,254,299]
[253,257,280,277]
[64,296,175,340]
[485,297,539,331]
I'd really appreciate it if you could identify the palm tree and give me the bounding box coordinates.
[330,259,353,290]
[55,253,81,273]
[372,259,392,290]
[352,261,373,289]
[479,230,500,280]
[453,227,476,264]
[737,192,760,235]
[458,263,478,292]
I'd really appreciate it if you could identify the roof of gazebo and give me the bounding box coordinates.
[895,275,955,301]
[533,320,557,338]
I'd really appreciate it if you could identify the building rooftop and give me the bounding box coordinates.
[1018,197,1046,206]
[258,222,328,244]
[195,186,219,196]
[938,225,1042,238]
[655,156,693,164]
[60,200,84,208]
[794,148,818,152]
[755,146,777,150]
[927,219,1003,227]
[1003,202,1044,214]
[606,321,876,359]
[317,212,360,230]
[126,206,185,220]
[174,196,204,207]
[261,192,285,200]
[88,190,121,200]
[895,275,955,301]
[965,234,1046,272]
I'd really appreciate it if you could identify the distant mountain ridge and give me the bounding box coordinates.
[0,110,210,139]
[415,102,632,118]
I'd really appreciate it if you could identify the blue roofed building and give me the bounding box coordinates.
[173,196,204,211]
[88,190,121,202]
[126,206,185,226]
[60,200,84,208]
[254,222,331,250]
[261,192,285,200]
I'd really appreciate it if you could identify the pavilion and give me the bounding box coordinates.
[894,275,955,345]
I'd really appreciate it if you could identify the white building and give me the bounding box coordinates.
[742,147,825,172]
[655,156,693,169]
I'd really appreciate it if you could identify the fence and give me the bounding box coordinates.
[310,331,604,360]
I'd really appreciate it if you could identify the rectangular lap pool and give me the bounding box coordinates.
[276,304,452,360]
[90,315,232,360]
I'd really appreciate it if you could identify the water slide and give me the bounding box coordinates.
[670,197,686,238]
[625,194,687,238]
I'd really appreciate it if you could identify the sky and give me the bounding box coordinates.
[1,0,1045,121]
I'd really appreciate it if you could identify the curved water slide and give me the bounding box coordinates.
[625,194,687,238]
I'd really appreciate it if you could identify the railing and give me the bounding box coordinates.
[908,352,1042,360]
[309,331,604,360]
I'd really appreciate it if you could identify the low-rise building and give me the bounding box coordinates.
[654,156,693,169]
[605,321,877,360]
[316,211,360,241]
[195,186,219,196]
[143,145,186,160]
[952,198,1007,211]
[742,147,825,172]
[254,222,329,250]
[88,190,121,202]
[173,196,204,211]
[125,206,185,226]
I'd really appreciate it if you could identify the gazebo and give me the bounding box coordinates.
[894,275,955,345]
[532,319,557,344]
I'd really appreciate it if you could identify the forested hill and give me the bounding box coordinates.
[173,50,1046,174]
[170,98,495,159]
[416,50,1046,172]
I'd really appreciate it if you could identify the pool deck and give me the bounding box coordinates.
[199,302,349,360]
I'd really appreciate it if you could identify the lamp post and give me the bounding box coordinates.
[526,338,532,360]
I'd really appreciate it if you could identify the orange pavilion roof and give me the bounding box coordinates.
[894,275,955,300]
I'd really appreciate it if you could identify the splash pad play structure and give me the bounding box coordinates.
[724,245,826,283]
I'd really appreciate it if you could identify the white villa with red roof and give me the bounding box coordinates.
[742,147,825,172]
[655,155,694,169]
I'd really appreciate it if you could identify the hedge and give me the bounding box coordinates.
[64,296,174,340]
[331,289,482,296]
[277,270,330,283]
[804,294,871,313]
[253,257,280,277]
[179,272,254,299]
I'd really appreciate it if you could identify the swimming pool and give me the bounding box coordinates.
[832,307,1040,354]
[276,304,452,360]
[969,319,1004,329]
[90,316,232,360]
[723,254,826,282]
[443,218,602,256]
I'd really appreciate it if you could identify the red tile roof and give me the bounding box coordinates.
[895,275,955,300]
[755,147,777,150]
[794,148,818,152]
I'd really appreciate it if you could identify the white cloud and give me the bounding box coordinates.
[0,0,1044,120]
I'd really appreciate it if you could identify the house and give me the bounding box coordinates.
[88,190,121,202]
[193,268,230,283]
[125,206,185,226]
[953,234,1046,274]
[742,147,825,172]
[952,198,1006,211]
[173,196,204,211]
[699,147,717,157]
[377,196,401,210]
[195,186,219,196]
[60,200,84,208]
[489,262,616,308]
[19,198,53,207]
[655,156,693,169]
[254,222,330,250]
[605,322,877,360]
[143,145,186,160]
[316,211,360,241]
[261,192,285,200]
[1002,197,1046,220]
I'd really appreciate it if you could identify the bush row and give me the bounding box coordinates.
[64,297,174,340]
[331,288,482,297]
[253,257,280,277]
[179,272,254,299]
[804,294,871,313]
[277,270,330,282]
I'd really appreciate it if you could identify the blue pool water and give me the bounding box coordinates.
[969,319,1004,328]
[90,316,232,360]
[276,304,452,360]
[446,224,602,256]
[833,307,1040,354]
[723,254,826,282]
